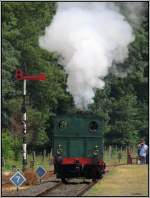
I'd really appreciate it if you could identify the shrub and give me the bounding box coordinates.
[2,129,14,159]
[2,129,22,160]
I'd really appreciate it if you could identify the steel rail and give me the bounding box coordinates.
[75,181,98,196]
[36,181,62,196]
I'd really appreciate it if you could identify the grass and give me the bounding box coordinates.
[104,149,127,165]
[104,148,137,165]
[2,147,137,172]
[85,165,148,196]
[2,153,53,172]
[104,147,138,165]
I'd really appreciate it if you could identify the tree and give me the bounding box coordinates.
[2,2,148,150]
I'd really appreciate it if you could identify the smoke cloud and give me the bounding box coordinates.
[119,2,147,27]
[39,2,141,110]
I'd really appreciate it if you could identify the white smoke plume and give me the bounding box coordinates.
[119,2,147,27]
[39,2,136,110]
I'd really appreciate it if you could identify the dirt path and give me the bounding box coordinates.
[2,169,54,194]
[85,165,148,196]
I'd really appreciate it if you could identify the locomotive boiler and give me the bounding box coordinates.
[52,113,106,182]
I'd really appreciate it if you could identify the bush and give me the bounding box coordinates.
[2,129,22,160]
[2,129,14,159]
[12,136,22,160]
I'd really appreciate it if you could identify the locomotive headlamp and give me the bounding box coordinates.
[56,144,63,155]
[93,145,99,156]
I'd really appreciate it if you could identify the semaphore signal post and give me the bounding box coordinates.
[16,64,46,171]
[22,64,27,171]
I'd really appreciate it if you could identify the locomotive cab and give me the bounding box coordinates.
[52,113,106,182]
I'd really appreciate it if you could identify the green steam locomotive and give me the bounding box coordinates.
[52,113,106,182]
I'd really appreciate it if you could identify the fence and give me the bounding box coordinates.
[2,146,139,171]
[2,150,53,171]
[104,145,138,165]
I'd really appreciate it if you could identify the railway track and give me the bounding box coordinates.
[2,177,97,197]
[37,181,62,196]
[2,164,126,196]
[34,163,124,196]
[39,179,97,197]
[75,180,98,196]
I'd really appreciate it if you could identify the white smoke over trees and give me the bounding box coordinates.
[39,2,145,110]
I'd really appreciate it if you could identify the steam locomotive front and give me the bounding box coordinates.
[52,113,106,181]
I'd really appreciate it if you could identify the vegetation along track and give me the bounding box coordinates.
[2,181,10,185]
[2,164,125,197]
[39,164,127,197]
[39,179,97,197]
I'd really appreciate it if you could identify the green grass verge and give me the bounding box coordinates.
[85,165,148,196]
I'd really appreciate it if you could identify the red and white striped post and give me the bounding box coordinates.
[16,64,46,171]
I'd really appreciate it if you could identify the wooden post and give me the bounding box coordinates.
[32,151,35,161]
[109,145,112,159]
[12,165,17,172]
[49,151,53,165]
[118,152,122,163]
[127,148,132,164]
[30,160,34,169]
[2,156,5,167]
[120,146,122,153]
[116,145,118,152]
[43,150,46,161]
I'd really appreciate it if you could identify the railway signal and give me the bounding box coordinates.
[10,171,26,191]
[36,166,47,183]
[16,69,46,81]
[16,64,46,171]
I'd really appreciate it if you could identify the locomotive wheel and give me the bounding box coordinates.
[92,165,103,181]
[92,178,97,182]
[61,178,68,184]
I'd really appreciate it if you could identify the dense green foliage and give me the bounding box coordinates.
[2,2,148,159]
[2,129,21,160]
